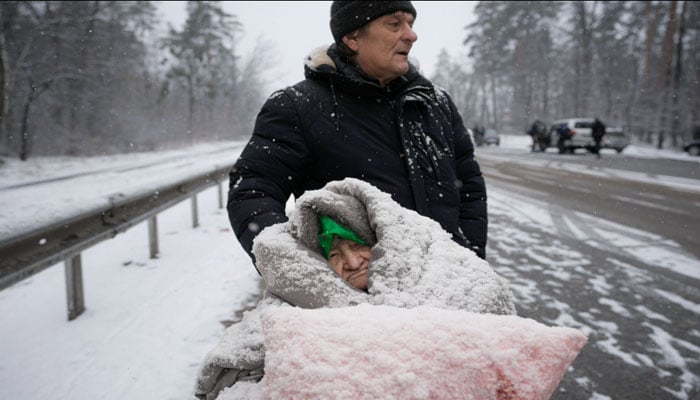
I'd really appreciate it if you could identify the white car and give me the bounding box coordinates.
[548,118,597,154]
[482,129,500,146]
[601,126,630,153]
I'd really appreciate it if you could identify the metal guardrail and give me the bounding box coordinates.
[0,165,231,320]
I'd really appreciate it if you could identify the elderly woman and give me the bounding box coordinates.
[195,178,516,400]
[318,215,372,291]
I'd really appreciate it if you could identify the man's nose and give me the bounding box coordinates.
[402,25,417,43]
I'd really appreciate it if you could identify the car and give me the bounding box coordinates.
[601,126,630,153]
[683,126,700,156]
[481,128,500,146]
[683,140,700,156]
[547,118,597,154]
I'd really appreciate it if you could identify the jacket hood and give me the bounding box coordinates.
[294,182,377,256]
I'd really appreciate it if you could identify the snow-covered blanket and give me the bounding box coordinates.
[261,304,587,400]
[196,179,583,399]
[255,177,516,314]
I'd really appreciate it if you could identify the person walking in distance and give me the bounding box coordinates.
[591,118,606,159]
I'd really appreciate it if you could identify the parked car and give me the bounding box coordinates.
[683,126,700,156]
[683,140,700,156]
[548,118,596,154]
[481,128,500,146]
[601,126,630,153]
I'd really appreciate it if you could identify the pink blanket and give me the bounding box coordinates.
[260,304,587,400]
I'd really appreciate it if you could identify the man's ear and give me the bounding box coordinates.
[343,33,360,51]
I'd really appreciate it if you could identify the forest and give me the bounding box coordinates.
[434,0,699,148]
[0,1,268,160]
[1,1,698,160]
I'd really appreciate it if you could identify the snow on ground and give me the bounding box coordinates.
[0,142,246,241]
[0,185,261,400]
[1,142,261,399]
[0,135,698,399]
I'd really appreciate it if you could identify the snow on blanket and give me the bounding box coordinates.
[255,178,516,315]
[259,304,587,400]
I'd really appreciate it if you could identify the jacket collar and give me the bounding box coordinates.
[303,44,430,97]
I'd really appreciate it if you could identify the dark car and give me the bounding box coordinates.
[684,126,700,156]
[683,140,700,156]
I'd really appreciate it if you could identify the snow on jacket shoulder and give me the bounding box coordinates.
[228,44,487,269]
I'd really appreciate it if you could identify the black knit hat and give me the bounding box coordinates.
[330,1,417,44]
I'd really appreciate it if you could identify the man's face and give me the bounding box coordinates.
[345,11,417,86]
[328,237,372,290]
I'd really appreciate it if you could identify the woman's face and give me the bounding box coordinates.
[328,238,372,290]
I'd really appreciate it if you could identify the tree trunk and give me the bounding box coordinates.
[642,1,660,143]
[70,1,100,133]
[542,52,549,120]
[20,78,54,160]
[21,81,38,161]
[656,0,678,149]
[574,1,593,117]
[490,74,498,131]
[0,23,8,140]
[20,91,32,161]
[50,3,67,132]
[187,73,194,140]
[694,13,700,132]
[0,3,15,144]
[512,37,527,129]
[670,0,687,146]
[480,76,489,128]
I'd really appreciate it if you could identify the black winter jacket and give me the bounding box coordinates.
[228,45,487,268]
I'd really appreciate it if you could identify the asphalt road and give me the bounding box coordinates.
[477,147,700,399]
[478,148,700,260]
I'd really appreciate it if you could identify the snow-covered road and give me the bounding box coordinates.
[1,136,699,399]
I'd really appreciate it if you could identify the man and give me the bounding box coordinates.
[228,1,488,272]
[591,118,606,159]
[528,120,546,152]
[557,122,570,153]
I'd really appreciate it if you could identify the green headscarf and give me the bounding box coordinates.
[317,215,367,259]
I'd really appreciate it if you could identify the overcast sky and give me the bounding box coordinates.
[156,1,477,93]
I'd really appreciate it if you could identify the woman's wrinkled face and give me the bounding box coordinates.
[328,238,372,290]
[344,11,417,86]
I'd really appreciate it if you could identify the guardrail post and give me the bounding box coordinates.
[191,194,199,228]
[65,254,85,321]
[148,216,159,259]
[218,181,224,209]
